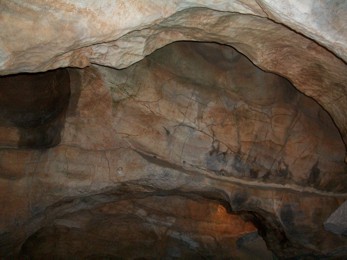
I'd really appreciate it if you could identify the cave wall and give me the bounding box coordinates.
[19,195,265,259]
[1,1,347,161]
[0,41,346,258]
[0,1,347,259]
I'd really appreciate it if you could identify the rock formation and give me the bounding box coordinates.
[325,200,347,236]
[0,1,346,259]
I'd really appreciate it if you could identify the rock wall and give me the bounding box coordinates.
[1,1,347,159]
[0,1,347,259]
[0,41,346,258]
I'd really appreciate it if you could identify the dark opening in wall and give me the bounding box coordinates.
[0,69,70,148]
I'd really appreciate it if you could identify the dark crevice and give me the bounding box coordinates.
[239,210,323,259]
[0,68,70,148]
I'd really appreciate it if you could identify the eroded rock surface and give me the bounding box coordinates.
[97,42,346,192]
[1,1,347,156]
[0,42,346,258]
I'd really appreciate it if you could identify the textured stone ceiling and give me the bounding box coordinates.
[0,0,347,259]
[1,0,347,161]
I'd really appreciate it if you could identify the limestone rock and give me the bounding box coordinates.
[1,42,347,258]
[258,0,347,61]
[1,1,347,160]
[1,1,347,259]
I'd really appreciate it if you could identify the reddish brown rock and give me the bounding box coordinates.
[19,196,267,259]
[1,1,347,157]
[1,2,347,257]
[0,42,346,258]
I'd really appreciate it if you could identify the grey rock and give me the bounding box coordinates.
[324,200,347,236]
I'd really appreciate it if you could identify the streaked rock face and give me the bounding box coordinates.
[1,1,347,155]
[1,42,346,258]
[0,1,346,259]
[99,42,346,192]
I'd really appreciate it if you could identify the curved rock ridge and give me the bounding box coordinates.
[1,1,347,258]
[0,42,346,258]
[1,1,347,160]
[95,42,347,193]
[1,0,346,73]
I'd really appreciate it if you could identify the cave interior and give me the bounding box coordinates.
[0,2,347,259]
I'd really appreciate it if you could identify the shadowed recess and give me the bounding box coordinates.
[0,69,70,148]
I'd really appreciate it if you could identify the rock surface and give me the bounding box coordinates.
[0,69,70,148]
[19,196,271,259]
[325,200,347,236]
[0,42,347,258]
[0,1,347,259]
[1,1,347,161]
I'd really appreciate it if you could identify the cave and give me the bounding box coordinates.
[1,1,347,259]
[0,69,70,148]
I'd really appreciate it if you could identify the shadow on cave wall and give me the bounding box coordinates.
[0,69,70,148]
